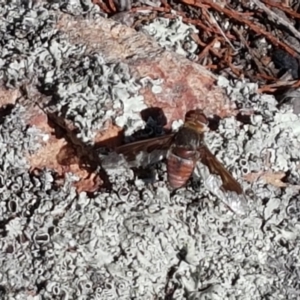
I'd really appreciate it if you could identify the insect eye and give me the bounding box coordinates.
[185,109,208,124]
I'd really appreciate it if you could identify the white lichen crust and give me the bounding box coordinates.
[140,16,200,60]
[0,1,300,300]
[0,0,153,145]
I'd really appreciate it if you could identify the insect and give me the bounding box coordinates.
[113,109,249,215]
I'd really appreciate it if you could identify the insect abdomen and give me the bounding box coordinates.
[166,147,197,189]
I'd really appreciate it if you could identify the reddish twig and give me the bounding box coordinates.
[252,0,300,43]
[205,64,218,70]
[258,80,300,93]
[131,6,172,13]
[132,12,158,29]
[161,0,171,9]
[262,0,300,20]
[198,37,219,60]
[108,0,117,13]
[92,0,112,14]
[131,6,236,39]
[180,0,299,57]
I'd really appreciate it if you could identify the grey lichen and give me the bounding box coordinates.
[52,54,147,142]
[0,0,152,144]
[140,16,200,60]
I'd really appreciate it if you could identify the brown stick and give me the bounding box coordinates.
[252,0,300,43]
[180,0,300,57]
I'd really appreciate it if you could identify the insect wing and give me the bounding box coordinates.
[115,134,174,157]
[113,134,175,168]
[195,145,249,216]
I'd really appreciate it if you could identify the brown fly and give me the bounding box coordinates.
[113,109,248,215]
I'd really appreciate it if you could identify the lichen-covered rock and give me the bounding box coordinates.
[56,11,237,130]
[140,16,200,61]
[0,1,300,300]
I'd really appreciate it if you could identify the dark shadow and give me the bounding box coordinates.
[236,111,252,125]
[89,107,169,151]
[95,107,170,186]
[44,107,169,192]
[35,106,227,195]
[140,107,167,127]
[0,104,15,125]
[272,48,299,80]
[272,87,300,112]
[207,114,221,131]
[45,113,113,191]
[124,106,170,142]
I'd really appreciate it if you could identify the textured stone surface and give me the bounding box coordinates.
[56,13,236,129]
[0,1,300,300]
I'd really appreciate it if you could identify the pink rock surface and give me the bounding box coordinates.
[57,14,237,130]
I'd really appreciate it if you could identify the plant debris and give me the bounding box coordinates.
[100,0,300,94]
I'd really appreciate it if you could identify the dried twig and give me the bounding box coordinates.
[92,0,112,13]
[252,0,300,43]
[181,0,300,57]
[262,0,300,20]
[233,27,263,72]
[108,0,117,12]
[131,6,236,39]
[207,10,236,50]
[198,37,219,60]
[258,79,300,93]
[100,0,300,88]
[161,0,171,9]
